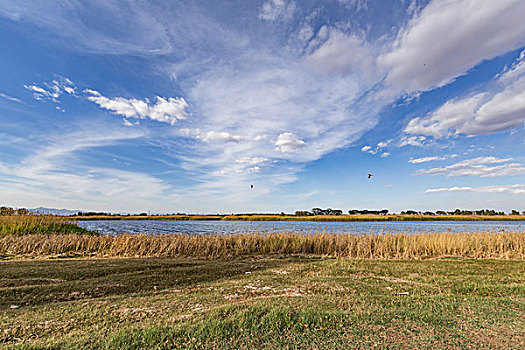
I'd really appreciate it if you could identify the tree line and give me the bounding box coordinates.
[1,206,523,217]
[295,208,524,216]
[0,207,29,216]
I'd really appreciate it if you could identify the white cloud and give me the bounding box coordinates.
[400,135,426,147]
[85,90,189,125]
[236,157,269,165]
[381,0,525,92]
[24,76,76,103]
[0,92,22,103]
[195,130,244,143]
[405,52,525,138]
[409,156,447,164]
[259,0,296,22]
[306,27,377,77]
[122,119,140,127]
[25,84,58,101]
[361,140,391,155]
[179,129,264,143]
[405,95,483,138]
[416,156,525,177]
[425,184,525,195]
[275,132,306,153]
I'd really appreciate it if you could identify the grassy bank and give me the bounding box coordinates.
[73,214,525,221]
[0,215,92,237]
[2,257,524,349]
[1,232,524,260]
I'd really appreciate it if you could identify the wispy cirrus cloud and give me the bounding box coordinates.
[306,27,377,78]
[416,156,525,177]
[409,154,457,164]
[0,92,22,103]
[258,0,296,22]
[0,0,174,55]
[425,184,525,195]
[235,157,269,165]
[0,125,180,211]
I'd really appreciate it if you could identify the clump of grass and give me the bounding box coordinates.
[0,215,93,237]
[1,231,523,259]
[109,306,347,349]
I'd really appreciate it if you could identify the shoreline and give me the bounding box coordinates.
[73,214,525,222]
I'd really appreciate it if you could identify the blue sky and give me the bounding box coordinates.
[0,0,524,213]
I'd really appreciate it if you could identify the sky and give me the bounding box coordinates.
[0,0,524,214]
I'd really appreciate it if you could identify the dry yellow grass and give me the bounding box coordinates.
[1,231,524,259]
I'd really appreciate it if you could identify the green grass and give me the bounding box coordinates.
[1,257,524,349]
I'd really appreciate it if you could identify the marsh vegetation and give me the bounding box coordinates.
[0,215,91,237]
[0,215,523,260]
[1,214,524,348]
[1,231,524,260]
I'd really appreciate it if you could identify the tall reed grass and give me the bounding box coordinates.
[1,232,523,259]
[0,215,92,237]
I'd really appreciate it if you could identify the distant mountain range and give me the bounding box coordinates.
[29,207,80,216]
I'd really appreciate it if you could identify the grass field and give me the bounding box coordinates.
[1,216,524,348]
[1,256,524,349]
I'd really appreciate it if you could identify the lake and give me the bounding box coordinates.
[77,220,525,235]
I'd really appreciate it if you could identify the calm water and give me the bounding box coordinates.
[77,220,525,235]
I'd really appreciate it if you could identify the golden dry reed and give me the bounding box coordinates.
[0,215,90,236]
[1,232,524,259]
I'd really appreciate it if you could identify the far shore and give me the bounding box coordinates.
[73,214,525,222]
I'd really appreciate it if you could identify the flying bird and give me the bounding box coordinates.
[368,173,373,179]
